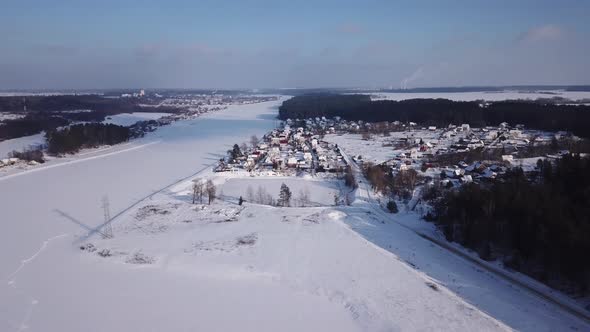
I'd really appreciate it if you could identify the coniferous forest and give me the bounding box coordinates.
[0,95,178,141]
[434,155,590,293]
[46,123,130,155]
[278,94,590,138]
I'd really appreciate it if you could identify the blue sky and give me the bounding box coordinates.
[1,0,589,89]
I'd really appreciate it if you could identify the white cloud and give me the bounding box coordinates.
[519,24,565,43]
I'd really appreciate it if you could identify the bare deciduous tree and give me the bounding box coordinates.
[256,186,265,204]
[250,135,260,148]
[206,179,216,205]
[297,187,310,207]
[395,168,419,192]
[248,185,276,205]
[240,143,249,155]
[246,185,254,202]
[344,192,352,206]
[192,179,205,204]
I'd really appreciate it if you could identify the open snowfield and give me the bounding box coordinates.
[220,176,344,206]
[52,183,510,332]
[1,94,590,331]
[371,90,590,102]
[325,133,398,164]
[0,133,45,159]
[102,112,172,126]
[324,130,441,165]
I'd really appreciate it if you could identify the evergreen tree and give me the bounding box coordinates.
[229,144,242,161]
[278,183,292,207]
[387,200,398,213]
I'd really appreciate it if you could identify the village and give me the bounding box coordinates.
[214,117,576,202]
[214,115,577,197]
[215,124,348,176]
[296,116,574,188]
[145,93,278,119]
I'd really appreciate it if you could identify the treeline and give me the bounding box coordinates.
[8,148,44,163]
[363,162,420,200]
[46,123,130,155]
[434,155,590,294]
[0,95,149,113]
[0,115,68,141]
[0,95,178,141]
[278,94,590,138]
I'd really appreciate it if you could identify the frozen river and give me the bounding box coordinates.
[2,98,338,332]
[0,98,283,277]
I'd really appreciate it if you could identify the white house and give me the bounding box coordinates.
[287,157,298,168]
[460,175,473,183]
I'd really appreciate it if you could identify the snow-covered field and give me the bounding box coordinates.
[221,177,343,206]
[0,132,45,158]
[325,133,398,164]
[62,183,510,331]
[324,130,441,165]
[102,112,172,126]
[1,94,589,331]
[0,113,26,121]
[371,90,590,102]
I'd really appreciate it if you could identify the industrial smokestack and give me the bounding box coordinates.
[400,67,424,90]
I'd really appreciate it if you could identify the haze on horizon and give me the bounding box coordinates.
[1,0,589,90]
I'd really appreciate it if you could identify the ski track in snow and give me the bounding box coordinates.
[15,299,38,332]
[3,234,68,332]
[4,234,69,283]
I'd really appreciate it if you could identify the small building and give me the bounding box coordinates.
[460,175,473,183]
[287,157,298,168]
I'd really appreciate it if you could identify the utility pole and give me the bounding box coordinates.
[102,196,113,239]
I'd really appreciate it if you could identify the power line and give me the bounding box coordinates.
[101,195,113,239]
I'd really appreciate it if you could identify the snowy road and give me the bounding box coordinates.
[336,147,590,331]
